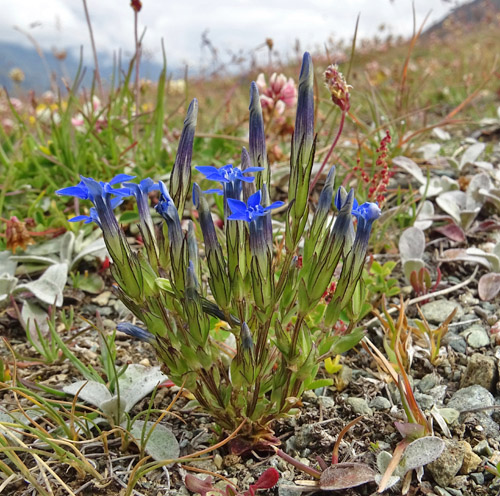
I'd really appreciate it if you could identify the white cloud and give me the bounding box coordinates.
[0,0,466,69]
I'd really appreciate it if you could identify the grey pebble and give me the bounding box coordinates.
[369,396,391,411]
[470,472,485,485]
[421,300,463,324]
[461,324,491,348]
[345,397,373,415]
[447,385,495,413]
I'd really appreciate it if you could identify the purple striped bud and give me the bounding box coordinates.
[249,82,269,187]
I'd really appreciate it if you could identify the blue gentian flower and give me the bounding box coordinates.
[117,322,154,343]
[57,174,135,263]
[227,190,283,223]
[352,201,381,251]
[196,164,263,185]
[155,181,183,253]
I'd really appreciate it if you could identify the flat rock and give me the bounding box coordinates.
[460,353,498,391]
[369,396,391,411]
[421,300,463,324]
[428,439,466,487]
[461,324,491,348]
[345,397,373,416]
[442,333,467,354]
[446,385,495,413]
[418,373,439,393]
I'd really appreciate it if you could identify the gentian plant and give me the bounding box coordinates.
[57,53,381,450]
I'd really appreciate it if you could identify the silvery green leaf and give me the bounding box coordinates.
[432,127,450,141]
[25,236,63,256]
[0,274,18,303]
[21,300,49,339]
[479,187,500,210]
[459,142,485,170]
[17,263,68,306]
[10,255,59,266]
[436,191,465,225]
[399,227,426,262]
[71,237,107,269]
[400,436,445,473]
[403,259,425,282]
[414,201,434,230]
[59,231,75,265]
[63,381,112,408]
[0,251,17,276]
[126,420,179,462]
[76,273,105,294]
[375,451,401,488]
[417,143,441,160]
[101,396,128,424]
[430,406,451,438]
[393,156,426,185]
[117,364,169,413]
[466,173,491,209]
[419,176,458,198]
[440,248,493,270]
[466,248,500,272]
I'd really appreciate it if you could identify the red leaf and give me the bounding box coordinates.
[246,468,280,495]
[184,474,218,496]
[434,223,465,242]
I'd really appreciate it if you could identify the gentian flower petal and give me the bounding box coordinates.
[109,173,136,185]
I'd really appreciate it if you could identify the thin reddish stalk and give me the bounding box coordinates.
[309,110,346,193]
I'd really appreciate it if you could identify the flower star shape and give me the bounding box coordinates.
[56,173,135,224]
[195,164,264,194]
[227,190,284,222]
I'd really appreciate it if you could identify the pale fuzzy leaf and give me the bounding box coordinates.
[21,300,49,339]
[63,381,112,408]
[24,236,64,256]
[466,173,491,209]
[432,127,450,141]
[414,201,434,230]
[466,248,500,272]
[459,142,485,170]
[417,143,441,160]
[101,396,127,424]
[59,231,75,265]
[71,237,107,269]
[0,274,18,302]
[478,273,500,301]
[127,420,180,462]
[375,451,401,489]
[10,255,59,266]
[480,188,500,210]
[430,406,452,438]
[399,227,426,262]
[436,191,466,224]
[319,463,375,490]
[117,364,169,413]
[419,175,459,198]
[400,437,445,473]
[17,262,68,306]
[0,251,17,276]
[403,259,425,282]
[393,156,426,185]
[440,248,493,270]
[459,208,481,231]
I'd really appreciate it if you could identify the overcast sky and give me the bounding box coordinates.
[2,0,467,69]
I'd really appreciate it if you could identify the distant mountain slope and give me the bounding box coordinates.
[424,0,500,38]
[0,41,171,93]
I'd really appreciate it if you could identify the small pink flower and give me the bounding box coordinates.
[256,72,297,114]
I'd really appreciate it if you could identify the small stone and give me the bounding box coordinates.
[369,396,391,411]
[421,300,463,324]
[437,408,460,425]
[435,488,453,496]
[473,439,492,456]
[459,441,482,474]
[345,397,373,416]
[91,290,112,306]
[445,488,463,496]
[460,353,498,391]
[428,439,466,487]
[470,472,484,485]
[442,333,467,354]
[138,358,151,367]
[278,482,302,496]
[427,385,447,404]
[418,373,439,392]
[318,396,335,409]
[213,453,223,469]
[461,324,491,348]
[447,385,495,413]
[414,392,435,410]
